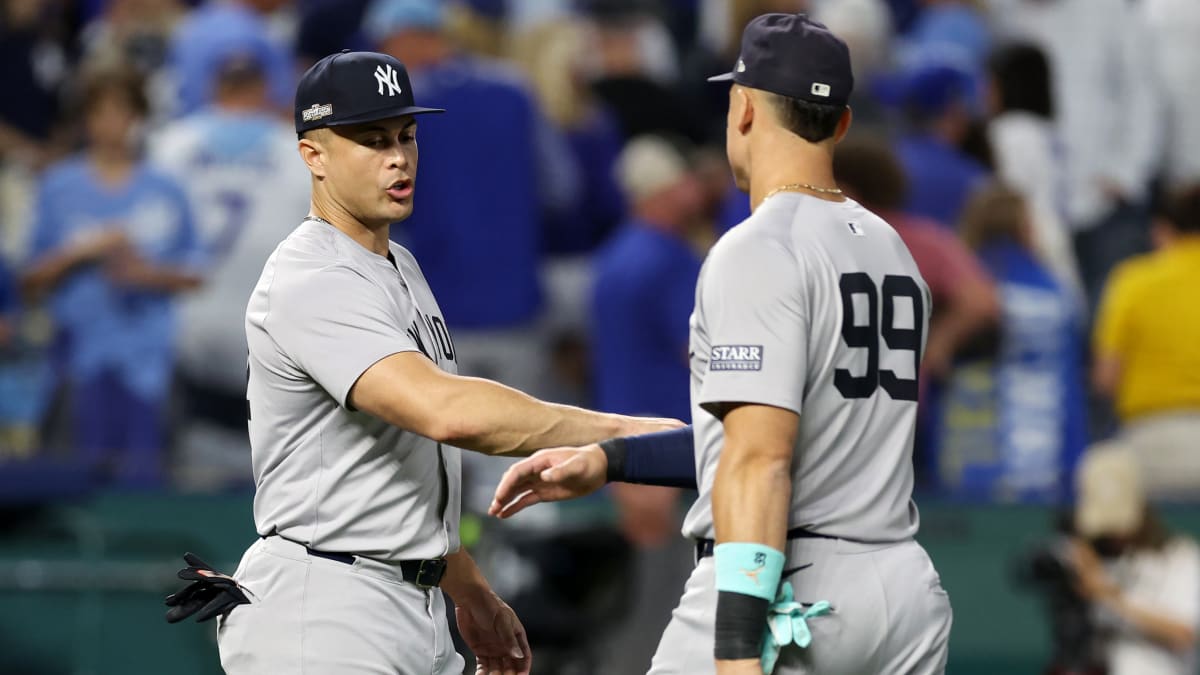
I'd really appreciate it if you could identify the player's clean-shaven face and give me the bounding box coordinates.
[312,116,419,227]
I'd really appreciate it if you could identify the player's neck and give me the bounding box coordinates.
[309,199,392,257]
[747,136,842,211]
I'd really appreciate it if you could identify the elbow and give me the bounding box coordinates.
[718,450,792,484]
[428,416,482,448]
[368,389,469,447]
[417,401,502,452]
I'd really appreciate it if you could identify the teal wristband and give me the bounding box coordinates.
[714,542,785,601]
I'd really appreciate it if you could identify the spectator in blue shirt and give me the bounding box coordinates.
[590,135,707,619]
[888,60,990,227]
[167,0,294,117]
[22,68,203,488]
[592,136,706,423]
[368,0,577,393]
[937,184,1088,501]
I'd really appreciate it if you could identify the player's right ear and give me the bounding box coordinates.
[298,131,328,179]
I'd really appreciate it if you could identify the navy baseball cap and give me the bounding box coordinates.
[294,50,443,135]
[709,13,854,107]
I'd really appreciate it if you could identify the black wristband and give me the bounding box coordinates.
[714,591,768,661]
[599,437,627,483]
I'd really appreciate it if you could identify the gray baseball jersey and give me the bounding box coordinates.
[245,217,462,561]
[681,192,930,543]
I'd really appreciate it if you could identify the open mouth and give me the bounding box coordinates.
[385,179,413,201]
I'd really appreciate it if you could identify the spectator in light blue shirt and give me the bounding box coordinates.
[168,0,294,117]
[22,68,203,488]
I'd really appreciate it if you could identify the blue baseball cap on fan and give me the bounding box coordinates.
[294,50,444,135]
[709,13,854,107]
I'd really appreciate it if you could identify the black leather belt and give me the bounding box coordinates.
[262,535,447,589]
[694,527,836,561]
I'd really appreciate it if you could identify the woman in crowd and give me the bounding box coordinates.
[985,42,1084,305]
[1071,442,1200,675]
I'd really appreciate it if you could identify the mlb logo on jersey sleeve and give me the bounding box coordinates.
[710,345,763,371]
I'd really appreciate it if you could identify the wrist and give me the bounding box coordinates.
[598,438,623,483]
[443,576,494,608]
[715,592,769,660]
[439,551,492,606]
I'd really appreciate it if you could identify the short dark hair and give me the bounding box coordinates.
[764,91,844,143]
[832,135,908,210]
[1164,183,1200,234]
[987,43,1054,119]
[79,68,150,119]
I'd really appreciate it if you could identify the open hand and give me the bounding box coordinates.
[455,592,531,675]
[488,444,608,519]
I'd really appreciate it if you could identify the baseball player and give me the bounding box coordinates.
[490,15,952,675]
[182,50,678,675]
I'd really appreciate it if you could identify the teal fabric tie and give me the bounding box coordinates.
[760,582,833,674]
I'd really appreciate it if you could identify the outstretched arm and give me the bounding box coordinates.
[488,425,697,519]
[350,352,682,458]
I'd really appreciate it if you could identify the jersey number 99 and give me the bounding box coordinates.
[835,272,925,401]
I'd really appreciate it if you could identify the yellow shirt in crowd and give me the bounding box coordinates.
[1094,238,1200,421]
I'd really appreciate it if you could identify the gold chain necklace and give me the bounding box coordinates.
[764,182,844,201]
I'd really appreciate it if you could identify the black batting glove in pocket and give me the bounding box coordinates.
[164,552,250,624]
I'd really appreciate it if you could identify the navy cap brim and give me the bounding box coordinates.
[707,72,735,82]
[322,105,445,127]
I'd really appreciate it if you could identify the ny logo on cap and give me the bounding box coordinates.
[375,64,403,97]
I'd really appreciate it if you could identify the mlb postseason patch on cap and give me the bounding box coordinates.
[294,50,444,134]
[710,345,764,372]
[301,103,333,122]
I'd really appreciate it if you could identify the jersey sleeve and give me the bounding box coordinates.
[696,234,808,417]
[266,264,423,408]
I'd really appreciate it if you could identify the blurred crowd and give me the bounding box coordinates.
[2,0,1200,672]
[2,0,1197,501]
